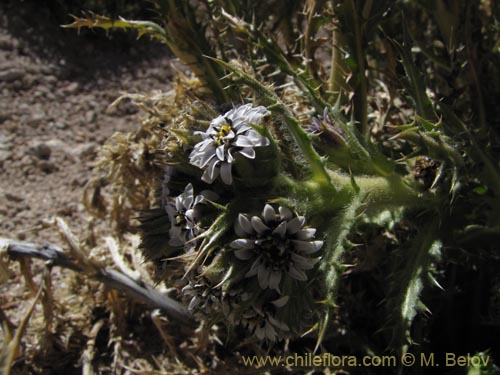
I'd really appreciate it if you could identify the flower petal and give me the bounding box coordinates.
[271,295,289,308]
[234,135,256,147]
[268,315,289,331]
[234,248,254,260]
[188,296,201,311]
[268,270,282,292]
[201,159,220,184]
[295,228,316,240]
[292,240,323,253]
[286,216,305,234]
[227,148,235,163]
[291,252,319,270]
[264,321,277,341]
[251,216,270,234]
[257,265,270,289]
[279,206,293,221]
[235,124,252,134]
[185,209,195,222]
[190,142,216,168]
[230,239,255,249]
[238,214,254,234]
[238,147,255,159]
[262,204,276,223]
[234,221,246,237]
[220,162,233,185]
[288,265,307,281]
[272,221,287,238]
[245,257,261,277]
[216,145,225,161]
[183,184,194,209]
[211,115,226,128]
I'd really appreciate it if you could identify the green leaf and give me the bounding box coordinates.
[384,218,442,354]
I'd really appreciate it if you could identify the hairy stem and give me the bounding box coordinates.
[347,0,368,135]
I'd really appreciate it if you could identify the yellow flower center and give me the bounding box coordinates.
[215,124,232,146]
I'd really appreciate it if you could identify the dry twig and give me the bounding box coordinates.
[0,237,194,327]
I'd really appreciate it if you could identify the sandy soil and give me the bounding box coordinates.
[0,3,173,243]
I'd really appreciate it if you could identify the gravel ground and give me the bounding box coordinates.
[0,2,174,243]
[0,4,183,374]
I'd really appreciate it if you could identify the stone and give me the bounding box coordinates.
[85,110,97,123]
[31,143,51,160]
[64,82,80,94]
[0,149,12,162]
[38,160,58,173]
[0,69,25,82]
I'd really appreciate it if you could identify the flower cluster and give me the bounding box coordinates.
[165,183,216,249]
[182,278,290,341]
[143,104,324,342]
[231,204,323,292]
[189,104,270,185]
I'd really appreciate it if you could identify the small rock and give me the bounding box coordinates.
[74,142,97,159]
[4,192,24,202]
[0,133,13,149]
[48,121,67,130]
[31,143,51,160]
[38,160,58,173]
[45,75,58,84]
[0,150,12,162]
[0,69,25,82]
[64,82,80,94]
[28,112,46,127]
[85,110,97,123]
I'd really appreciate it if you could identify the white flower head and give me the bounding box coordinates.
[189,104,271,185]
[166,183,216,248]
[230,204,323,292]
[241,296,290,341]
[182,279,222,313]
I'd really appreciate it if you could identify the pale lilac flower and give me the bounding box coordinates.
[182,281,249,324]
[241,296,290,341]
[189,104,270,185]
[166,183,216,248]
[230,204,323,292]
[182,280,221,313]
[308,107,345,146]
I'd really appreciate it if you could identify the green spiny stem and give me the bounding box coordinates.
[329,27,350,104]
[315,193,364,350]
[207,56,333,187]
[346,0,368,135]
[385,219,441,353]
[298,171,434,215]
[393,130,464,167]
[304,0,323,84]
[220,8,330,111]
[276,108,333,185]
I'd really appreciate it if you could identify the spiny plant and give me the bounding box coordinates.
[67,0,500,373]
